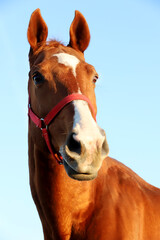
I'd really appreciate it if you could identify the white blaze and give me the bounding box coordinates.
[53,53,80,77]
[73,100,104,150]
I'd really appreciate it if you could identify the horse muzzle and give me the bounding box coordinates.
[61,128,109,181]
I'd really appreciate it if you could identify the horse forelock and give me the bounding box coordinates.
[29,40,85,66]
[29,40,62,64]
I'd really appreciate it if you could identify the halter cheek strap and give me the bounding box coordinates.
[28,93,96,164]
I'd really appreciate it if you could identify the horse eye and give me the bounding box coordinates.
[93,75,98,84]
[32,72,44,85]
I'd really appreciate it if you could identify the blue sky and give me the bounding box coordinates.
[0,0,160,239]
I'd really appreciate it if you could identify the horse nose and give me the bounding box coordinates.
[66,129,109,160]
[100,129,109,158]
[67,133,81,155]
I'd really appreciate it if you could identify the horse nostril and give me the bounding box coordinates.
[101,138,109,158]
[67,133,81,155]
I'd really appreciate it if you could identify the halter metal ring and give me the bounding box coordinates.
[40,118,48,130]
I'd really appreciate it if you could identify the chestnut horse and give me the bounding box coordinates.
[27,9,160,240]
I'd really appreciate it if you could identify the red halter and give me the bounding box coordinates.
[28,93,96,164]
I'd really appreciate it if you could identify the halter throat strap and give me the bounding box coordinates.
[28,93,96,164]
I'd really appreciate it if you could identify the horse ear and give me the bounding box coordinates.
[27,9,48,50]
[69,11,90,53]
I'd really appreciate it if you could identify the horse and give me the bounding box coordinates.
[27,9,160,240]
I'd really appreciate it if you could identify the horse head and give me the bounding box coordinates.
[27,9,109,181]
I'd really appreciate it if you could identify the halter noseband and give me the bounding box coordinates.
[28,93,96,164]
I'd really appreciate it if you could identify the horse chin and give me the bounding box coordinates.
[60,150,97,181]
[63,159,98,181]
[59,145,101,181]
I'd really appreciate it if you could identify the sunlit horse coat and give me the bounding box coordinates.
[27,9,160,240]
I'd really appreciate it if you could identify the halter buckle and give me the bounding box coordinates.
[40,118,48,130]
